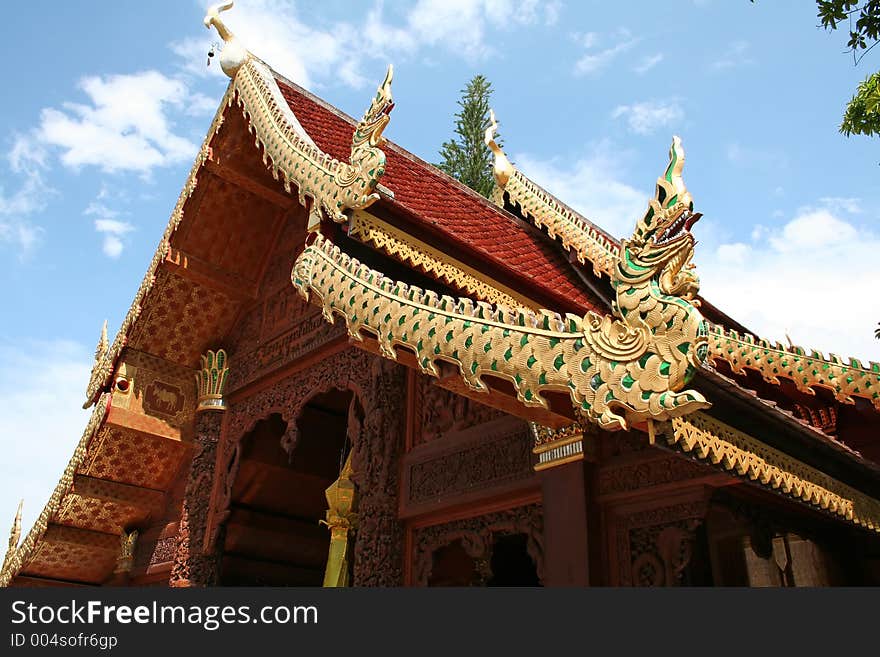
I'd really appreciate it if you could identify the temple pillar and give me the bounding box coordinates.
[533,423,592,586]
[351,358,407,586]
[170,350,229,587]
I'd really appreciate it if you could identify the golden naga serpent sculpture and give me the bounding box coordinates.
[486,113,880,411]
[206,1,394,231]
[293,139,710,430]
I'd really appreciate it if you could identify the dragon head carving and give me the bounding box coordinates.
[598,136,709,424]
[351,65,395,154]
[618,136,701,303]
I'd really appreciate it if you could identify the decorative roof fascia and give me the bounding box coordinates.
[0,394,111,587]
[229,57,393,231]
[348,210,535,312]
[490,170,620,278]
[293,138,711,430]
[663,412,880,532]
[706,324,880,411]
[485,113,619,277]
[292,226,709,432]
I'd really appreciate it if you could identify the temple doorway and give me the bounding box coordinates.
[219,390,355,585]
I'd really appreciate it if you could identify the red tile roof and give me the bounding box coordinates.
[273,75,600,314]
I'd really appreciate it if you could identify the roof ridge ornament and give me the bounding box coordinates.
[94,319,108,363]
[484,110,620,277]
[484,110,513,188]
[227,58,393,231]
[0,500,22,576]
[204,1,249,78]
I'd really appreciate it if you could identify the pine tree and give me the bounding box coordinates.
[437,75,499,198]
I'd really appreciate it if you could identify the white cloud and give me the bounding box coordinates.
[0,338,92,543]
[767,209,857,252]
[818,196,861,214]
[185,92,222,117]
[94,218,134,235]
[0,222,43,255]
[101,235,124,259]
[710,40,754,71]
[408,0,492,60]
[176,0,558,88]
[612,99,684,135]
[9,134,48,174]
[513,145,648,239]
[572,31,599,49]
[36,71,198,174]
[715,242,751,266]
[0,169,47,218]
[86,201,134,258]
[633,53,664,74]
[0,135,53,257]
[700,206,880,364]
[574,28,639,76]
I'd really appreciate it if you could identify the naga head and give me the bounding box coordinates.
[352,65,395,152]
[618,136,701,302]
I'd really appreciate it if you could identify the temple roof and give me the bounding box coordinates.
[3,4,880,586]
[274,75,599,316]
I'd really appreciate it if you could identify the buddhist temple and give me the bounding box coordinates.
[3,2,880,588]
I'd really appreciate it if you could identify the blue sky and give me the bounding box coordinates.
[1,0,878,535]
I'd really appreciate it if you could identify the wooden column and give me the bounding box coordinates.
[169,412,225,587]
[351,358,407,586]
[169,349,229,587]
[539,460,591,586]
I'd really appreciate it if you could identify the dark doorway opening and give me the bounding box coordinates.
[219,390,354,586]
[487,533,540,586]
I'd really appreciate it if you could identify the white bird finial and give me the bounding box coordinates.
[204,1,248,78]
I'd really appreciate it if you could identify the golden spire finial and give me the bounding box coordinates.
[1,500,22,575]
[8,500,21,552]
[95,320,108,363]
[484,109,513,188]
[204,1,249,78]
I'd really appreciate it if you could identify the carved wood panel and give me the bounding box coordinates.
[413,376,505,446]
[225,288,346,391]
[613,498,708,587]
[401,416,535,516]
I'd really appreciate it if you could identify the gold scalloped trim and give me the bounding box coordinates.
[293,233,710,430]
[348,210,535,312]
[707,323,880,411]
[665,412,880,532]
[498,170,619,277]
[231,58,389,229]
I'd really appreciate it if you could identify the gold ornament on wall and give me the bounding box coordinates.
[195,349,229,412]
